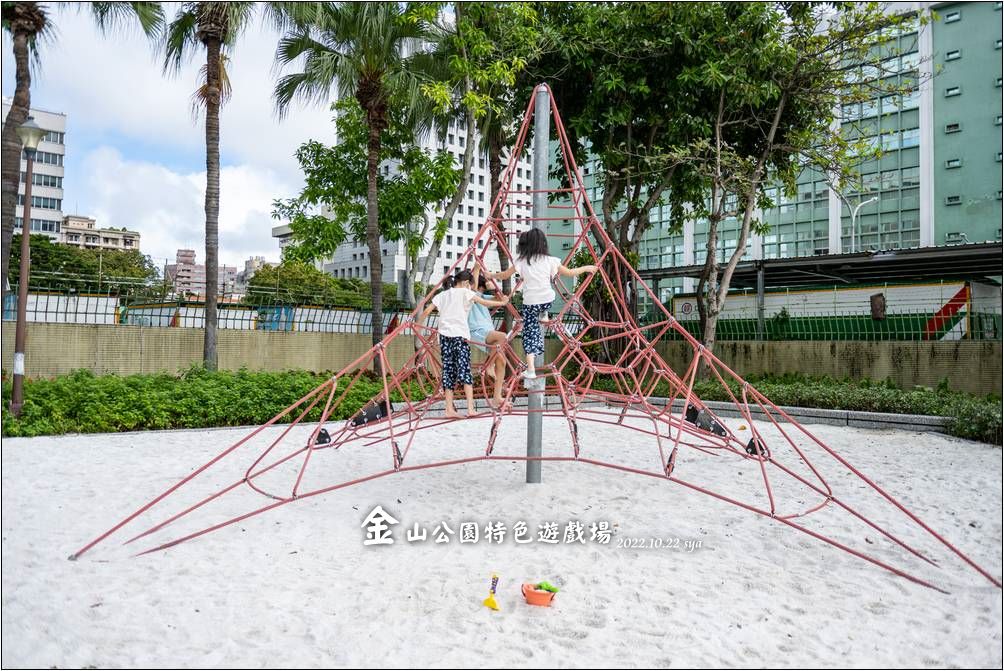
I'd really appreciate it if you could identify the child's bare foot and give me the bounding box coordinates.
[490,395,505,410]
[444,407,460,419]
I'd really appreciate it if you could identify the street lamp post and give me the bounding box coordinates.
[10,116,46,417]
[850,195,878,253]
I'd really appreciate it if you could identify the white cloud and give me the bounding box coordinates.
[1,3,339,265]
[82,146,294,268]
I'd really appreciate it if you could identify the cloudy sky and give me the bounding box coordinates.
[1,4,337,269]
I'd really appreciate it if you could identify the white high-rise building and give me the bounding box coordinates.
[2,98,66,240]
[317,117,535,287]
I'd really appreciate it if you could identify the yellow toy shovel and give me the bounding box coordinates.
[483,573,500,610]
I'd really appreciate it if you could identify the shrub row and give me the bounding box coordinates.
[593,373,1002,445]
[2,369,1000,445]
[0,368,429,438]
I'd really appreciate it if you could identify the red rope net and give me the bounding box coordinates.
[71,85,1000,592]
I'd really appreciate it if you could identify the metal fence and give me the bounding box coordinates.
[4,285,1000,342]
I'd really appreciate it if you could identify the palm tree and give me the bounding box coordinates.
[1,1,163,298]
[274,2,439,370]
[163,2,288,371]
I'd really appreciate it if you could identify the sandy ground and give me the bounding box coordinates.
[2,413,1002,669]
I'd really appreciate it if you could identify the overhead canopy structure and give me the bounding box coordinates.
[639,241,1003,290]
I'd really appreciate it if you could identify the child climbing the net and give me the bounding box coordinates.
[491,228,597,379]
[470,265,510,409]
[420,269,510,418]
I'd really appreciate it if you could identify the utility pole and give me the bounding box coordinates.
[526,84,550,484]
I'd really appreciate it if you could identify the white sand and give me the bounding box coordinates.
[2,415,1002,668]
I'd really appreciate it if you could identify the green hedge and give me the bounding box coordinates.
[1,369,1000,445]
[591,374,1002,445]
[0,368,430,438]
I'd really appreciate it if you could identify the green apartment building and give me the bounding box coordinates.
[549,1,1003,306]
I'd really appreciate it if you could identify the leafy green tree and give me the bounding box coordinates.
[274,2,441,368]
[243,259,403,310]
[419,2,546,306]
[1,1,163,301]
[7,233,159,295]
[667,3,927,360]
[273,98,460,309]
[522,3,709,333]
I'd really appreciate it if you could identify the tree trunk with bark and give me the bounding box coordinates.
[202,35,221,371]
[366,122,385,372]
[1,29,31,297]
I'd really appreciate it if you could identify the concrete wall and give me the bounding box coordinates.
[1,323,415,377]
[655,340,1002,396]
[2,323,999,395]
[544,339,1001,396]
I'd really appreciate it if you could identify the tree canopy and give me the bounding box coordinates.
[273,98,461,280]
[243,259,404,310]
[8,233,159,294]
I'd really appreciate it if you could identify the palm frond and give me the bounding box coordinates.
[87,1,165,38]
[161,6,200,75]
[2,1,54,70]
[190,52,233,120]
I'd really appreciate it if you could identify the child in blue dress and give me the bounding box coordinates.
[469,266,509,408]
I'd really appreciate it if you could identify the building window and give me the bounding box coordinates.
[944,11,960,23]
[945,158,963,169]
[945,50,961,61]
[944,195,962,205]
[944,122,961,133]
[446,235,452,245]
[944,86,961,97]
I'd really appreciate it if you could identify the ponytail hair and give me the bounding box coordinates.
[442,268,474,290]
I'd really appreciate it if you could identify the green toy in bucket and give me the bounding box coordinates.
[521,580,560,606]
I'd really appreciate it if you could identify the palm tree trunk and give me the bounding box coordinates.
[366,122,385,375]
[1,31,31,297]
[203,35,221,371]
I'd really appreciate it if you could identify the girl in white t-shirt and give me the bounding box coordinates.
[419,269,509,418]
[491,229,596,379]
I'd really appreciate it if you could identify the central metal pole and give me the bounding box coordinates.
[526,84,550,484]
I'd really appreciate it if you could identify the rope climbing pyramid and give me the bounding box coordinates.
[71,85,1001,593]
